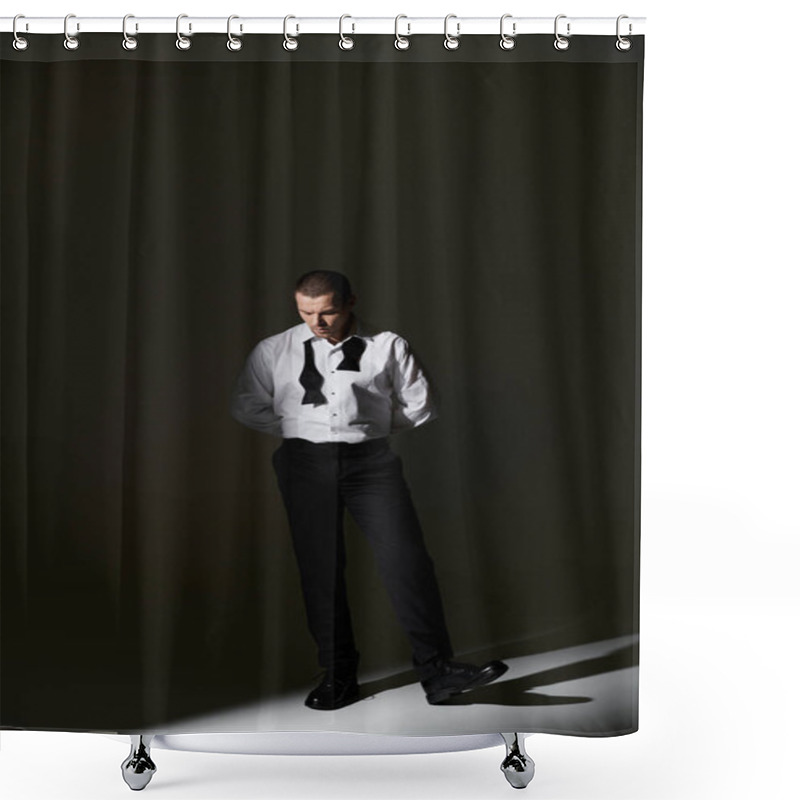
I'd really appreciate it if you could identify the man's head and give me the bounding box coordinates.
[294,270,356,343]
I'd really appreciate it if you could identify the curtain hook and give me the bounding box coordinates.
[500,14,516,50]
[554,14,570,51]
[176,13,192,50]
[12,14,29,51]
[394,14,411,51]
[283,15,299,51]
[339,14,355,50]
[227,15,243,51]
[443,13,460,51]
[122,14,138,51]
[63,13,80,51]
[616,15,632,51]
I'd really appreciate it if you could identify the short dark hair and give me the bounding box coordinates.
[294,270,353,307]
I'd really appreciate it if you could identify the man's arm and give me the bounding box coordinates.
[230,339,284,436]
[389,336,439,433]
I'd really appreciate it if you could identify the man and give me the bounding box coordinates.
[231,270,507,710]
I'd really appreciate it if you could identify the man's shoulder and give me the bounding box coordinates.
[255,323,306,350]
[252,321,409,352]
[357,320,406,347]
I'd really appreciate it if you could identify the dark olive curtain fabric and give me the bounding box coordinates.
[1,34,643,735]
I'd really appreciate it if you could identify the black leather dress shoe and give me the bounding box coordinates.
[421,659,509,705]
[304,670,360,711]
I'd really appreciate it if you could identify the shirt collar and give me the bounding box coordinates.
[295,314,374,347]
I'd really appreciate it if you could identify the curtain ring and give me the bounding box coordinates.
[394,15,411,50]
[443,14,460,51]
[122,14,138,51]
[283,15,299,51]
[12,14,29,51]
[553,14,570,51]
[176,14,192,50]
[339,14,355,50]
[227,15,242,51]
[63,13,80,51]
[616,15,632,51]
[499,14,516,50]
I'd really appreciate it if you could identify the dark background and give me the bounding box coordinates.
[1,35,642,731]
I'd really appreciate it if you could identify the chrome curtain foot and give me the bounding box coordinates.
[500,732,535,789]
[121,734,157,791]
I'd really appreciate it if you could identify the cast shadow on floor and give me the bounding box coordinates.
[358,642,636,707]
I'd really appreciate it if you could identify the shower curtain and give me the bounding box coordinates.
[1,28,643,737]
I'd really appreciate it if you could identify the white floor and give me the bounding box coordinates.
[107,634,636,739]
[2,598,797,800]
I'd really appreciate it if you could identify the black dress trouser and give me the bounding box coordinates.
[272,435,454,682]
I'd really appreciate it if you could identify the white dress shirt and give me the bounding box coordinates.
[230,316,438,443]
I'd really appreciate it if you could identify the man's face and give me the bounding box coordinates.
[295,292,355,343]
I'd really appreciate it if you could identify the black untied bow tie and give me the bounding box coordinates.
[299,336,367,406]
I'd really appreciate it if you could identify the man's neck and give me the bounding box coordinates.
[325,313,356,345]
